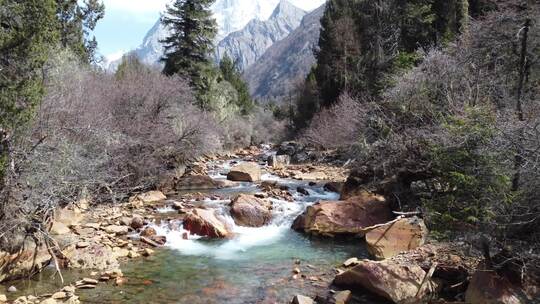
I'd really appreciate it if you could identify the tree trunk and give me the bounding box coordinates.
[512,19,531,191]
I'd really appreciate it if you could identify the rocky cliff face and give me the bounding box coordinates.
[214,0,306,71]
[243,4,325,101]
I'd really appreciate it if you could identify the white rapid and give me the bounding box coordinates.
[150,158,339,260]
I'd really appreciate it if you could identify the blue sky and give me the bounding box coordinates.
[93,0,170,60]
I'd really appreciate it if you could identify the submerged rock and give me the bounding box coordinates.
[366,217,428,259]
[292,192,393,237]
[229,194,272,227]
[334,258,437,303]
[183,208,231,238]
[227,162,261,182]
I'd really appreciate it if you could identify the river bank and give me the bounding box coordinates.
[0,145,530,304]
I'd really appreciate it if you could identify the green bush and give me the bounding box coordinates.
[424,107,513,237]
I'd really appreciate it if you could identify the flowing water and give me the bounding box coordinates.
[11,157,386,303]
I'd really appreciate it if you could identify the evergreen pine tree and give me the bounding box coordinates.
[0,0,59,180]
[55,0,104,63]
[161,0,217,97]
[219,54,253,114]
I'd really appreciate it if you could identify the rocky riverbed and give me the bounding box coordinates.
[0,145,532,304]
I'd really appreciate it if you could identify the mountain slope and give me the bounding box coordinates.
[244,4,325,101]
[214,0,306,71]
[106,0,285,70]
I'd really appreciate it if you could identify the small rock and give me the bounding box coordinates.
[130,216,145,229]
[76,285,96,290]
[0,295,7,302]
[83,223,100,229]
[291,295,314,304]
[115,277,127,286]
[40,298,56,304]
[50,221,71,235]
[62,286,75,293]
[127,251,140,258]
[7,286,17,293]
[76,242,90,249]
[142,248,154,257]
[297,187,309,196]
[334,290,352,304]
[103,225,129,236]
[52,292,67,299]
[27,295,38,302]
[140,227,157,238]
[343,258,359,267]
[82,278,98,285]
[293,267,301,274]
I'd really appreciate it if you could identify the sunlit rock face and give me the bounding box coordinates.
[213,1,306,71]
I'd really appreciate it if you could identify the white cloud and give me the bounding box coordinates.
[102,0,170,14]
[290,0,326,11]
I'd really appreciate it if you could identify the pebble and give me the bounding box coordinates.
[62,286,75,293]
[52,291,67,299]
[82,278,98,285]
[334,290,352,304]
[142,248,154,257]
[7,286,16,293]
[293,267,301,274]
[115,277,127,286]
[343,257,359,267]
[76,241,90,249]
[0,295,6,302]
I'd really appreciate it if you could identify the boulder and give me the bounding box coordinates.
[334,290,352,304]
[130,191,166,207]
[227,162,261,182]
[334,259,437,303]
[175,175,222,191]
[55,207,84,227]
[183,208,231,238]
[290,295,314,304]
[292,193,393,237]
[140,227,157,238]
[62,243,119,271]
[366,217,428,259]
[324,182,344,193]
[130,216,144,230]
[465,269,525,304]
[50,221,71,235]
[229,194,272,227]
[267,154,290,169]
[103,225,129,236]
[0,241,52,283]
[277,141,303,157]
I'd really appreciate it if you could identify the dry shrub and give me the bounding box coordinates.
[220,106,286,150]
[0,50,222,250]
[302,94,363,149]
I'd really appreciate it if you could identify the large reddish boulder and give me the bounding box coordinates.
[229,194,272,227]
[366,216,428,259]
[227,162,261,182]
[334,258,437,303]
[466,269,526,304]
[183,208,231,238]
[292,192,393,237]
